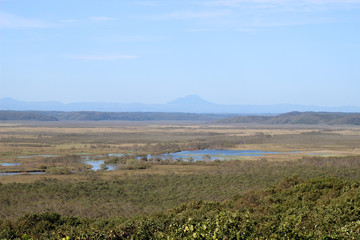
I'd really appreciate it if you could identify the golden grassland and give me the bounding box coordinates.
[1,121,360,184]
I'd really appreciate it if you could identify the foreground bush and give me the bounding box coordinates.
[1,177,359,239]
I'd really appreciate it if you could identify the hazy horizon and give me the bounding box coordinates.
[2,95,360,110]
[1,1,360,106]
[3,95,360,107]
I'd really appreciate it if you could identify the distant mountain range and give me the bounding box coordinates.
[1,95,360,114]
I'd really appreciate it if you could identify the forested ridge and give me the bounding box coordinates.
[0,111,232,121]
[216,111,360,125]
[2,110,360,124]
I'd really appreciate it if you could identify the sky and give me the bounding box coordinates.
[1,0,360,106]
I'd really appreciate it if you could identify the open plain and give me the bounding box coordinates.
[1,121,360,238]
[1,121,360,182]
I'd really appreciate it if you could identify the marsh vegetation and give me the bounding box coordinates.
[1,121,360,239]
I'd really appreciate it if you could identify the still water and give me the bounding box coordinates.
[18,155,59,159]
[0,163,21,166]
[84,160,116,171]
[0,171,45,176]
[148,149,281,161]
[6,150,323,174]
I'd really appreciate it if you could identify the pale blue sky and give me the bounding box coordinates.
[1,0,360,106]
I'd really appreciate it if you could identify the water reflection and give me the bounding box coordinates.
[18,155,59,159]
[0,163,21,166]
[148,149,281,162]
[0,171,45,176]
[84,159,116,171]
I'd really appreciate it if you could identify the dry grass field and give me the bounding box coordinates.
[1,121,360,183]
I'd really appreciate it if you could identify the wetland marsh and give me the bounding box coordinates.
[1,121,360,238]
[1,121,360,179]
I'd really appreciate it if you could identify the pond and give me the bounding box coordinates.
[84,160,116,171]
[18,154,60,159]
[0,163,22,166]
[108,153,125,157]
[10,150,326,174]
[0,171,45,176]
[149,149,282,161]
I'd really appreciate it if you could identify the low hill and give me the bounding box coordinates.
[54,111,218,121]
[2,111,360,124]
[0,110,233,121]
[0,111,58,121]
[215,111,360,125]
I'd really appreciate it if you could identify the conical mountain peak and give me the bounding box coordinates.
[167,95,215,105]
